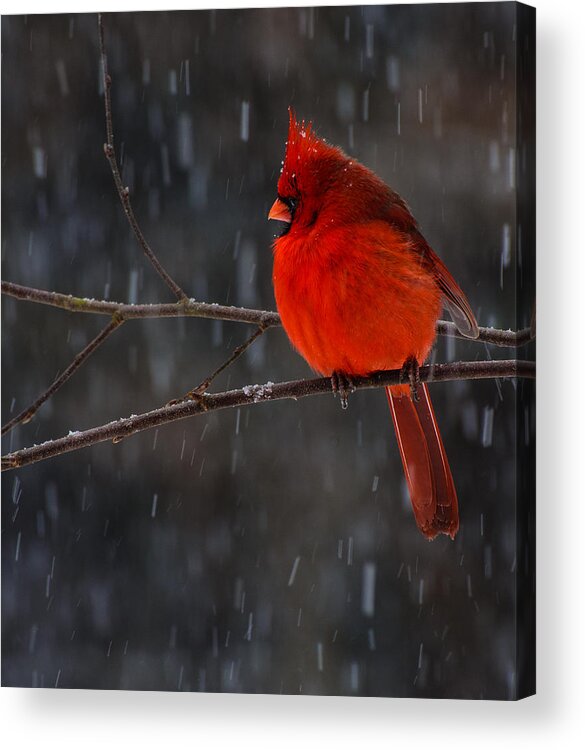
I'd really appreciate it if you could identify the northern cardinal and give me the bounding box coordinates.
[268,111,479,540]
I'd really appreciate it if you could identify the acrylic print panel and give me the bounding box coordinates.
[1,3,535,698]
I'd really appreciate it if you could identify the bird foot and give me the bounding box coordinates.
[331,371,356,410]
[400,356,421,402]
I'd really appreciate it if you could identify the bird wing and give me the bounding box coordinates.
[415,232,479,339]
[382,190,479,339]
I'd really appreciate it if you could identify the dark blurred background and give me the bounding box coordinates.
[2,4,533,698]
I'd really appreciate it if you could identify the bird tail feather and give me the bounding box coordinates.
[386,384,459,540]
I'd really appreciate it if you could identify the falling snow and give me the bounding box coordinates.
[2,4,532,699]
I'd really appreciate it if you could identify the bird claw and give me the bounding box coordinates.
[331,371,356,410]
[400,356,421,402]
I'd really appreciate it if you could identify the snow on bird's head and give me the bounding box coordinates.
[277,108,338,200]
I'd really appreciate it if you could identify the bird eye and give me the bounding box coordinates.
[280,195,298,217]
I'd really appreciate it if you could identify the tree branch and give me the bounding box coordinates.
[98,13,188,302]
[1,281,532,347]
[1,359,535,472]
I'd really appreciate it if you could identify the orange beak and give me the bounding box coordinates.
[268,197,292,223]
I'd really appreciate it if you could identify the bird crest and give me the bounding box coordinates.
[278,108,327,199]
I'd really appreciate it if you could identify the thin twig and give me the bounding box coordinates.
[98,13,270,409]
[1,317,124,436]
[1,281,533,348]
[180,324,269,399]
[97,13,188,302]
[1,359,535,472]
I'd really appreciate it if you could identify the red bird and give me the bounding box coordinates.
[268,111,479,540]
